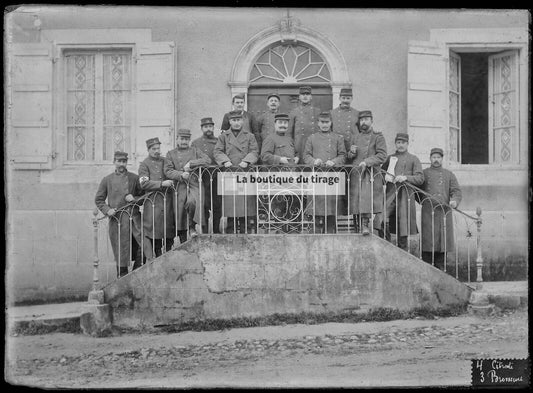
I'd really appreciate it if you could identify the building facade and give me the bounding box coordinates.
[5,7,529,303]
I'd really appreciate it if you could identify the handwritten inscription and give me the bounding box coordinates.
[472,358,529,386]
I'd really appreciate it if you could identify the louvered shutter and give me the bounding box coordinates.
[135,42,175,161]
[8,43,55,169]
[407,41,446,164]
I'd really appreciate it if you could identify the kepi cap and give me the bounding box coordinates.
[358,110,373,119]
[201,117,214,126]
[177,128,192,137]
[114,151,128,161]
[318,112,331,120]
[299,86,312,94]
[228,110,243,119]
[430,147,444,157]
[340,88,353,96]
[274,113,289,121]
[267,92,280,101]
[146,137,161,149]
[395,133,409,142]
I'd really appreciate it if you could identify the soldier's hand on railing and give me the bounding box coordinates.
[385,173,394,183]
[394,175,407,183]
[358,161,367,169]
[162,180,173,188]
[224,161,232,168]
[314,158,323,166]
[294,157,299,164]
[450,200,458,209]
[279,157,289,164]
[239,161,249,168]
[181,171,190,180]
[139,176,149,186]
[325,160,335,167]
[350,145,357,154]
[106,208,116,216]
[183,162,191,172]
[125,194,135,202]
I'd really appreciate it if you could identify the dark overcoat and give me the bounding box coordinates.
[303,131,346,216]
[213,129,259,217]
[221,110,257,136]
[95,170,151,266]
[289,103,321,161]
[164,147,211,230]
[330,106,359,162]
[261,133,296,165]
[348,128,387,214]
[255,109,279,152]
[420,166,462,252]
[138,156,175,240]
[382,151,424,236]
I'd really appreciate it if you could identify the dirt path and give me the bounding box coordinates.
[5,310,528,388]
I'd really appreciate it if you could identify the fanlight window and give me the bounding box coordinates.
[250,44,331,84]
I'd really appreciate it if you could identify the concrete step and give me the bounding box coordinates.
[7,302,86,334]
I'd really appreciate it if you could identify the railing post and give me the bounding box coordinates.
[88,208,104,304]
[475,206,484,288]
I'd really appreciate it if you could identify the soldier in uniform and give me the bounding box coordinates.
[382,133,424,251]
[303,112,346,233]
[289,86,322,162]
[255,92,281,154]
[420,148,462,270]
[220,94,257,137]
[138,137,175,257]
[347,111,388,235]
[191,117,222,233]
[330,87,360,159]
[95,151,147,277]
[164,129,211,243]
[260,113,298,166]
[214,110,259,234]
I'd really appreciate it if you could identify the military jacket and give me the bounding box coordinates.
[303,131,346,166]
[289,103,322,160]
[138,156,169,191]
[255,109,279,147]
[261,133,296,165]
[95,170,143,215]
[330,106,360,152]
[213,129,259,166]
[164,146,211,183]
[191,135,218,164]
[220,110,257,135]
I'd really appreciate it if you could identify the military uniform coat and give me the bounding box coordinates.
[421,166,462,253]
[95,170,150,267]
[138,156,175,240]
[255,109,279,151]
[164,147,211,230]
[330,106,359,161]
[382,151,424,236]
[289,103,322,161]
[192,135,222,232]
[347,128,387,214]
[303,131,346,216]
[213,129,259,217]
[260,132,296,165]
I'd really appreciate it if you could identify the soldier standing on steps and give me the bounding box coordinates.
[289,85,322,162]
[164,129,211,243]
[347,111,387,235]
[381,133,424,252]
[420,147,462,270]
[95,151,148,277]
[138,137,175,258]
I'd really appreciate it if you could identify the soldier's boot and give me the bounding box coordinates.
[361,217,370,236]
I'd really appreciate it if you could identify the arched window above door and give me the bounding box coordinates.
[249,44,331,84]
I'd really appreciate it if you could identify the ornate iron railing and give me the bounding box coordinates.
[91,165,483,286]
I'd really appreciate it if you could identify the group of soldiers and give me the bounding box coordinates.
[95,85,462,277]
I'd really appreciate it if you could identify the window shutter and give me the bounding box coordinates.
[407,41,446,164]
[488,50,519,165]
[8,43,54,169]
[135,42,175,161]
